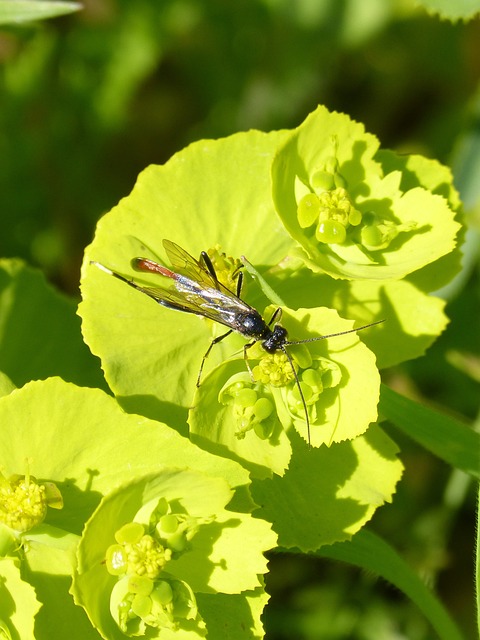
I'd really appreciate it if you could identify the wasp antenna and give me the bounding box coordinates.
[286,319,385,346]
[282,346,311,449]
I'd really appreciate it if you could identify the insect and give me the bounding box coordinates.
[91,239,383,446]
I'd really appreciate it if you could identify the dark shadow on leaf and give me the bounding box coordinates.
[118,394,189,438]
[169,518,242,594]
[196,590,263,639]
[0,576,17,640]
[42,479,103,536]
[251,429,370,551]
[22,570,99,640]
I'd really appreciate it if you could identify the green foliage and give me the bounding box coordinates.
[379,384,480,479]
[272,106,461,281]
[0,1,80,26]
[190,306,382,469]
[0,557,41,638]
[78,131,293,421]
[0,260,105,389]
[317,529,465,640]
[74,471,275,637]
[251,424,403,550]
[3,102,474,639]
[415,0,480,22]
[0,378,253,638]
[1,3,478,639]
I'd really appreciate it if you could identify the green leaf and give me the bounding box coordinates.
[0,372,15,398]
[414,0,480,22]
[278,306,381,447]
[272,268,448,369]
[376,150,462,212]
[272,105,461,280]
[251,424,403,551]
[379,384,480,478]
[170,509,275,595]
[0,378,252,638]
[476,490,480,635]
[376,150,465,295]
[190,360,293,479]
[0,259,105,389]
[433,104,480,299]
[190,306,381,476]
[196,589,269,640]
[21,530,101,640]
[0,1,81,25]
[79,130,294,425]
[0,377,250,534]
[315,528,465,640]
[74,472,276,638]
[347,277,448,370]
[0,557,41,640]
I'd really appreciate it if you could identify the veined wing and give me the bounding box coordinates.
[162,239,220,290]
[163,238,242,298]
[92,259,254,330]
[94,239,253,330]
[159,242,254,327]
[125,277,255,331]
[134,239,247,302]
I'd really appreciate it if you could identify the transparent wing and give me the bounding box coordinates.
[127,279,253,331]
[162,239,218,290]
[97,239,252,330]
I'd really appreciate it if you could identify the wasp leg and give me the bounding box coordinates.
[200,252,244,297]
[267,307,282,326]
[199,251,218,282]
[235,270,243,297]
[243,341,257,382]
[197,329,233,387]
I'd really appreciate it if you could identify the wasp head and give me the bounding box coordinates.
[262,325,288,354]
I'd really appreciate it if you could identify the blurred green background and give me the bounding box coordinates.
[1,1,479,638]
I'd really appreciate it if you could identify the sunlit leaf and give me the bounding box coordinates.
[0,1,81,25]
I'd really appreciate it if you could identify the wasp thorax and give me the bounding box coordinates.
[239,312,269,338]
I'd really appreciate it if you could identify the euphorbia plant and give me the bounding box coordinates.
[1,105,475,640]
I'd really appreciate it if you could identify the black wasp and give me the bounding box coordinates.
[91,239,383,446]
